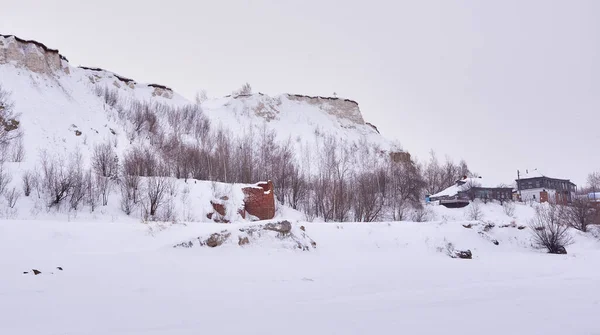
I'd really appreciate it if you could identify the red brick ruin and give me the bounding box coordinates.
[207,181,275,222]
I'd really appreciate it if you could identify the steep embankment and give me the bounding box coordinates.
[0,33,396,170]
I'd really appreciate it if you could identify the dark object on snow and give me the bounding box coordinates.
[204,231,231,248]
[454,250,472,259]
[32,269,41,275]
[553,246,568,254]
[238,236,250,246]
[57,267,63,271]
[300,225,306,231]
[22,271,29,274]
[462,223,473,229]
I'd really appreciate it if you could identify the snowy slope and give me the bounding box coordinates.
[0,34,397,171]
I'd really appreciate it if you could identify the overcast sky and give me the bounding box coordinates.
[2,0,599,186]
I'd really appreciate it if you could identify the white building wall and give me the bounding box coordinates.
[520,188,556,202]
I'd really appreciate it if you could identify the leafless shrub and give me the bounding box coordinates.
[22,171,35,197]
[0,163,11,195]
[232,82,252,97]
[123,146,163,177]
[503,201,516,217]
[387,157,426,221]
[467,200,485,221]
[145,174,173,217]
[94,85,119,108]
[4,187,20,208]
[158,197,177,223]
[8,136,25,162]
[96,175,111,206]
[92,142,118,178]
[83,170,98,212]
[560,198,599,233]
[529,204,573,254]
[68,156,86,210]
[353,170,385,222]
[195,90,208,105]
[411,207,433,222]
[39,151,77,208]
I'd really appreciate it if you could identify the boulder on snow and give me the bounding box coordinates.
[32,269,41,275]
[202,231,232,248]
[454,250,473,259]
[263,220,292,234]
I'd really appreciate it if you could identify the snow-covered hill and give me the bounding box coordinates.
[0,34,397,170]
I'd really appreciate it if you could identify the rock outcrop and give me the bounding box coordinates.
[0,34,69,74]
[174,221,316,251]
[242,181,275,221]
[287,94,365,125]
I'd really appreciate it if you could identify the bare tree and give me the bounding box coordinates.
[467,200,484,221]
[232,83,252,97]
[40,151,73,207]
[411,207,433,222]
[145,173,173,217]
[503,201,516,217]
[84,169,98,212]
[529,204,573,254]
[387,158,426,221]
[92,142,118,178]
[0,163,11,195]
[94,85,119,108]
[96,175,112,206]
[560,198,599,233]
[68,155,86,210]
[353,170,385,222]
[22,171,35,197]
[4,187,20,208]
[587,172,600,191]
[9,136,25,162]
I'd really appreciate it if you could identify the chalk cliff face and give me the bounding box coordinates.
[0,34,69,74]
[286,94,364,125]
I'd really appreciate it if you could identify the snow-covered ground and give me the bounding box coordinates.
[2,204,599,335]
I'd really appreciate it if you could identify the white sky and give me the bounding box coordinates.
[1,0,599,186]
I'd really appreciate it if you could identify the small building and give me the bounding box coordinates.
[515,170,576,204]
[429,176,514,207]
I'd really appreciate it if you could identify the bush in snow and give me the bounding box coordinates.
[232,82,252,97]
[4,187,20,208]
[559,198,599,233]
[529,204,573,254]
[467,200,485,221]
[502,201,516,217]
